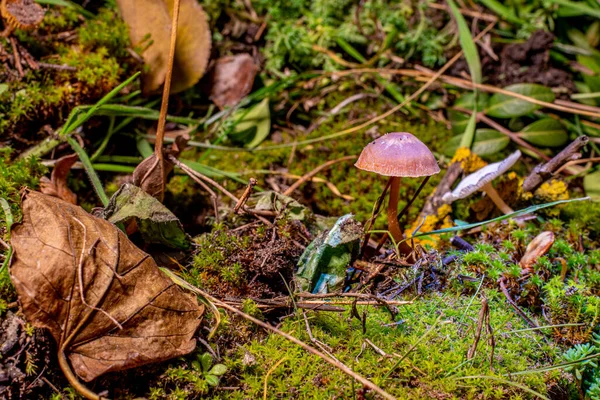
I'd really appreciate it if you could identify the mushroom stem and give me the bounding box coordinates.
[387,177,413,256]
[482,183,514,214]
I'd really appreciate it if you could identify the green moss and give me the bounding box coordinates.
[225,291,562,399]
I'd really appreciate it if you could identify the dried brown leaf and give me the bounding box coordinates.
[165,0,211,94]
[40,153,78,204]
[116,0,171,95]
[10,191,202,385]
[520,231,555,270]
[208,54,258,109]
[117,0,211,95]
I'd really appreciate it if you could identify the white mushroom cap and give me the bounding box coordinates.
[442,150,521,203]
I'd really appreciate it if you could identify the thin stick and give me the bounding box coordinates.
[162,269,397,400]
[155,0,181,195]
[263,357,287,400]
[283,155,357,196]
[234,178,257,214]
[554,157,600,174]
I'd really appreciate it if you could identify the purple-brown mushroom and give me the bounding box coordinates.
[355,132,440,253]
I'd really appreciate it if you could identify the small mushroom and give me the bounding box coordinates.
[355,132,440,252]
[1,0,45,35]
[442,150,521,214]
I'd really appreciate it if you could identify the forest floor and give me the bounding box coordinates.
[1,1,600,399]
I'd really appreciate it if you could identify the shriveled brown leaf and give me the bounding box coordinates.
[40,153,78,204]
[133,136,187,201]
[165,0,211,93]
[10,191,203,383]
[116,0,171,94]
[520,231,555,271]
[208,54,258,109]
[117,0,211,95]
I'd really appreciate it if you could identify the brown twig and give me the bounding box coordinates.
[453,107,551,161]
[498,278,538,328]
[154,0,181,197]
[163,271,398,400]
[467,296,488,360]
[420,161,463,217]
[234,178,257,214]
[10,37,23,77]
[283,155,357,196]
[522,136,590,193]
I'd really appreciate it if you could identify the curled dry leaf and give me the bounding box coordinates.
[10,191,202,390]
[116,0,211,95]
[208,54,259,109]
[40,153,78,204]
[520,231,555,271]
[133,135,188,201]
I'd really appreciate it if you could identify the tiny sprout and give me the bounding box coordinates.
[192,352,227,387]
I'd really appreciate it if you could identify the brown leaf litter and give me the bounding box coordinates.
[10,191,203,393]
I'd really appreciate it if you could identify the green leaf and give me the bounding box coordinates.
[584,170,600,201]
[100,184,190,250]
[445,129,510,157]
[476,0,523,24]
[447,0,481,85]
[209,364,227,376]
[205,374,220,386]
[200,353,213,372]
[0,198,14,237]
[518,119,568,147]
[449,93,489,134]
[296,214,362,294]
[228,98,271,149]
[547,0,600,19]
[416,197,590,237]
[458,111,478,149]
[486,84,555,118]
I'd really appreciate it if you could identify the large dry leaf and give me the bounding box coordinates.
[166,0,212,94]
[117,0,211,95]
[10,191,203,382]
[116,0,171,95]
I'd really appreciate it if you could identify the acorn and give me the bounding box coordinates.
[1,0,45,33]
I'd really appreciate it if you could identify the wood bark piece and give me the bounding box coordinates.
[10,191,202,387]
[522,136,589,193]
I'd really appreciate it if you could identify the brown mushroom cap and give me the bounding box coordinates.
[1,0,45,30]
[355,132,440,177]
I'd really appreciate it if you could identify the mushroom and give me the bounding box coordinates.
[355,132,440,253]
[1,0,45,35]
[442,150,521,214]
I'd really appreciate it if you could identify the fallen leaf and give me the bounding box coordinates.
[296,214,362,293]
[10,191,203,383]
[116,0,171,95]
[116,0,211,95]
[100,183,190,250]
[208,54,258,109]
[133,136,188,201]
[165,0,212,94]
[228,98,271,149]
[520,231,555,271]
[40,153,78,204]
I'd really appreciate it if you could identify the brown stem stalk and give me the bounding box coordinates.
[154,0,181,194]
[387,177,413,256]
[482,183,514,215]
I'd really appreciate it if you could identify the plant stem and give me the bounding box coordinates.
[387,177,413,256]
[66,137,109,206]
[154,0,181,194]
[482,183,513,215]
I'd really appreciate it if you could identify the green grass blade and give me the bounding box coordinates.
[447,0,482,85]
[548,0,600,18]
[36,0,95,18]
[459,109,477,149]
[476,0,523,24]
[66,137,109,206]
[415,197,590,238]
[508,353,600,376]
[0,198,14,237]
